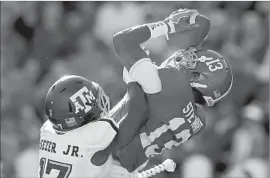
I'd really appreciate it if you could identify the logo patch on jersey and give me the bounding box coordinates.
[70,86,96,114]
[191,116,203,134]
[65,117,77,127]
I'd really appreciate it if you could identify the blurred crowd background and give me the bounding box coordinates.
[1,1,269,178]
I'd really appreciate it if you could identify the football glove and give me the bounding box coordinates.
[164,8,200,34]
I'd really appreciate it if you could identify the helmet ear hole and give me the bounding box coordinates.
[192,88,206,106]
[68,102,74,113]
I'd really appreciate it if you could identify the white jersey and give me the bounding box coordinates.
[38,119,125,178]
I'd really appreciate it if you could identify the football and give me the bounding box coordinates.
[165,15,211,49]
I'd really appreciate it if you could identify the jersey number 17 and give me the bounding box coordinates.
[39,157,72,178]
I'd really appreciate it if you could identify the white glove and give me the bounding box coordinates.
[133,159,176,178]
[164,8,199,33]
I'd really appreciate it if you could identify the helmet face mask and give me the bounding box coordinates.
[164,47,199,69]
[95,83,110,118]
[174,48,199,70]
[45,75,110,132]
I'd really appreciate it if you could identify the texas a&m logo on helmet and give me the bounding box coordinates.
[70,86,96,114]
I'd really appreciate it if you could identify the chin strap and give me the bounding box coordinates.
[132,159,176,178]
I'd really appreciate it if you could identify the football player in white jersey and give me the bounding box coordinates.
[39,73,178,178]
[39,75,138,178]
[39,74,176,178]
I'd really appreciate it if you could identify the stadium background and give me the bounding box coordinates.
[1,1,269,178]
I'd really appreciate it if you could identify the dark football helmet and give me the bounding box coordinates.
[44,75,110,132]
[163,48,233,107]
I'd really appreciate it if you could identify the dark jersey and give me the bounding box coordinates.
[112,22,205,172]
[116,65,204,172]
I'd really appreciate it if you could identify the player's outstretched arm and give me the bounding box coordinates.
[113,9,200,94]
[109,82,149,151]
[115,82,149,150]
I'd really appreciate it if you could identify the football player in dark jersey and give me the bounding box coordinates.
[99,8,233,173]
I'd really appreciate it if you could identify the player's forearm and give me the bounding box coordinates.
[113,21,170,52]
[113,25,151,50]
[113,21,170,71]
[115,83,149,150]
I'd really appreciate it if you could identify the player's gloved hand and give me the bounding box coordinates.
[164,8,200,33]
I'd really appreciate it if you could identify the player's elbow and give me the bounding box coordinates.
[113,31,124,47]
[113,32,124,55]
[113,28,142,53]
[113,31,131,54]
